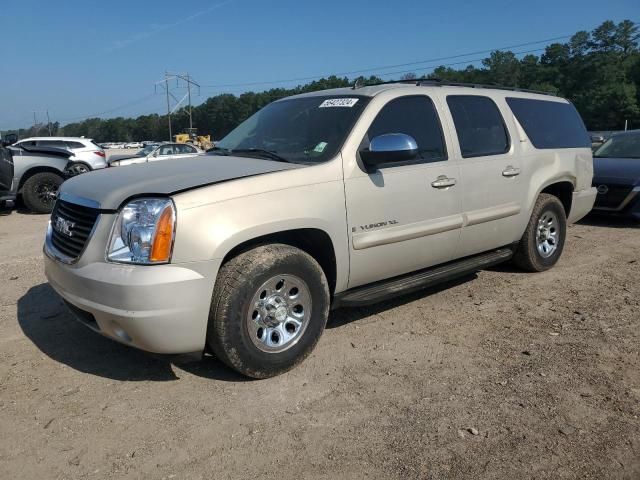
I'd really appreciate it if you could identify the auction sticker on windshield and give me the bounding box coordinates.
[319,98,359,108]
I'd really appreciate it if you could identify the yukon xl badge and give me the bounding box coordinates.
[53,216,75,237]
[352,220,399,233]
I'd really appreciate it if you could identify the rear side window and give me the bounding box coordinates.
[447,95,510,158]
[65,141,86,149]
[37,140,66,148]
[366,95,447,162]
[506,97,590,149]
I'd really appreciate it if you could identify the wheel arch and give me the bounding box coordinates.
[539,179,575,217]
[220,228,338,296]
[17,166,65,192]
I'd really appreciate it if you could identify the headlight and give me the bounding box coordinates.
[107,198,176,264]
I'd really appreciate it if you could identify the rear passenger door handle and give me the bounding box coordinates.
[502,166,521,177]
[431,175,457,189]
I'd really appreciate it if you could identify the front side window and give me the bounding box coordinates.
[364,95,447,163]
[447,95,510,158]
[215,95,370,164]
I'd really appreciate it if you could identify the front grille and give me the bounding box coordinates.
[50,200,100,260]
[594,184,633,209]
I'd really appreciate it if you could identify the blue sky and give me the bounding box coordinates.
[1,0,638,130]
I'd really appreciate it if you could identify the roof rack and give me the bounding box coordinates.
[353,78,556,96]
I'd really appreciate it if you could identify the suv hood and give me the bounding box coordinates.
[60,155,302,210]
[593,156,640,183]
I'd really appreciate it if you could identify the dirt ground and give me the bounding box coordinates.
[0,207,638,480]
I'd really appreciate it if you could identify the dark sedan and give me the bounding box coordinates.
[591,130,640,220]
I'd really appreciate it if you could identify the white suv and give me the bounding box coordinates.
[44,81,597,378]
[15,137,107,173]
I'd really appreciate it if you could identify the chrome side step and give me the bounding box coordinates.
[333,248,514,309]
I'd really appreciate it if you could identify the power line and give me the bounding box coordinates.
[199,35,572,89]
[57,93,157,123]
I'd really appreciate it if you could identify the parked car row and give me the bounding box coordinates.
[108,142,201,166]
[101,141,159,149]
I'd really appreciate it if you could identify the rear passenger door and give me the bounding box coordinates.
[344,95,463,288]
[444,95,525,257]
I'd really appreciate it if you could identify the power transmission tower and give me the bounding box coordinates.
[154,72,200,141]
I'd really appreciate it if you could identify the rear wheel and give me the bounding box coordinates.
[207,244,330,378]
[513,193,567,272]
[21,172,63,214]
[65,162,91,176]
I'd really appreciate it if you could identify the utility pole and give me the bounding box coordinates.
[165,73,172,141]
[155,72,200,141]
[187,73,193,131]
[46,110,52,136]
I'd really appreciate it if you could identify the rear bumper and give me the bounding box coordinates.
[44,251,221,354]
[567,187,597,224]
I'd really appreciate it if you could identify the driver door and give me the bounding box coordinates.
[344,95,463,289]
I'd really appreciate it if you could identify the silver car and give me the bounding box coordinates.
[14,137,107,173]
[108,142,201,167]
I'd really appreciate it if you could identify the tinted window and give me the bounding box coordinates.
[65,141,85,149]
[159,145,176,156]
[447,95,510,158]
[506,97,590,149]
[366,96,446,162]
[176,144,196,154]
[37,140,66,149]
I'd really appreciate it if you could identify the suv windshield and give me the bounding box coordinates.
[214,95,370,163]
[594,133,640,159]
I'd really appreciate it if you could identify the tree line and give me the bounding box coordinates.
[8,20,639,141]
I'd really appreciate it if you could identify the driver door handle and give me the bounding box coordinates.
[431,175,457,189]
[502,166,521,177]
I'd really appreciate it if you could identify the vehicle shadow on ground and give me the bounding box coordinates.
[17,283,248,383]
[578,213,640,229]
[327,274,477,329]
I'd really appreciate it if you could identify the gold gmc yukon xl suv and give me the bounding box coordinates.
[44,81,597,378]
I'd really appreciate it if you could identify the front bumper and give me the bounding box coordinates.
[44,250,221,355]
[591,184,640,219]
[567,187,597,224]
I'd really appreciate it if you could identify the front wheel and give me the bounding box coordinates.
[21,172,63,214]
[513,193,567,272]
[207,244,330,378]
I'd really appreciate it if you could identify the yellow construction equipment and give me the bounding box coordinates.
[174,128,212,150]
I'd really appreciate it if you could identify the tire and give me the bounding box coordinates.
[513,193,567,272]
[207,244,330,379]
[21,172,63,214]
[65,162,91,176]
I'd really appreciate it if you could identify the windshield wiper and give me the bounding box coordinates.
[230,148,290,163]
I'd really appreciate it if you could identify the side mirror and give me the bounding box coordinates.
[360,133,418,171]
[1,133,18,147]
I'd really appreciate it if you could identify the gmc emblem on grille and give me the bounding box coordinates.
[596,185,609,195]
[53,216,75,237]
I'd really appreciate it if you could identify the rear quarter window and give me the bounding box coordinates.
[506,98,590,149]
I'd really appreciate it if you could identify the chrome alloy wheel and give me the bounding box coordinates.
[247,274,312,353]
[536,210,559,258]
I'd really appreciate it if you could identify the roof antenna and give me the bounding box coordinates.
[352,77,364,90]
